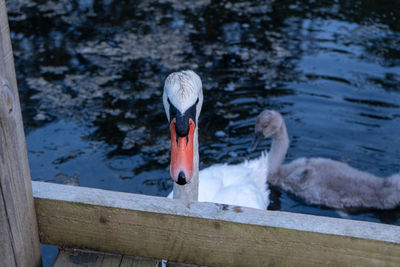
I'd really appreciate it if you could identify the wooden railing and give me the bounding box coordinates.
[0,1,41,266]
[1,1,400,266]
[33,181,400,266]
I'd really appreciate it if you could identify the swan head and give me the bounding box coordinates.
[250,110,283,151]
[163,70,203,185]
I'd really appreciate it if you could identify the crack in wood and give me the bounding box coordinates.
[0,181,18,266]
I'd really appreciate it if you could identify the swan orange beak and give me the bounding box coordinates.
[170,118,195,185]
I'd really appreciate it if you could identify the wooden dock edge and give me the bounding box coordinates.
[33,181,400,266]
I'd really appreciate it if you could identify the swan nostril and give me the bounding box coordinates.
[177,171,187,185]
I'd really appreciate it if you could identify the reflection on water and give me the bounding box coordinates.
[27,120,171,195]
[7,0,400,230]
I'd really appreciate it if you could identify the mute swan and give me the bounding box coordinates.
[163,70,269,209]
[251,109,400,210]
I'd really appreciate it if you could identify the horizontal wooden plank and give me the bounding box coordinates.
[33,181,400,266]
[53,250,120,267]
[53,249,161,267]
[53,248,197,267]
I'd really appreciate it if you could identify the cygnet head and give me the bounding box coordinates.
[250,110,283,151]
[163,70,203,185]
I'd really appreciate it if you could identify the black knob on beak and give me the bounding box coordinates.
[175,116,190,137]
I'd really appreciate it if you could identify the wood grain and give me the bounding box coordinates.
[53,250,121,267]
[33,181,400,266]
[0,1,41,266]
[53,249,160,267]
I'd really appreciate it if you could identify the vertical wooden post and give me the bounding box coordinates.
[0,1,42,266]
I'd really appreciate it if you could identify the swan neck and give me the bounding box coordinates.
[268,119,289,176]
[173,126,199,201]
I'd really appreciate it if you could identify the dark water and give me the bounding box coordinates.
[5,0,400,264]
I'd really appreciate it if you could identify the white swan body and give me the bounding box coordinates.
[252,109,400,210]
[168,152,269,209]
[163,70,269,210]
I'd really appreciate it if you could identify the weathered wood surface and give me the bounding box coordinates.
[33,181,400,267]
[53,249,161,267]
[53,248,199,267]
[0,1,42,266]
